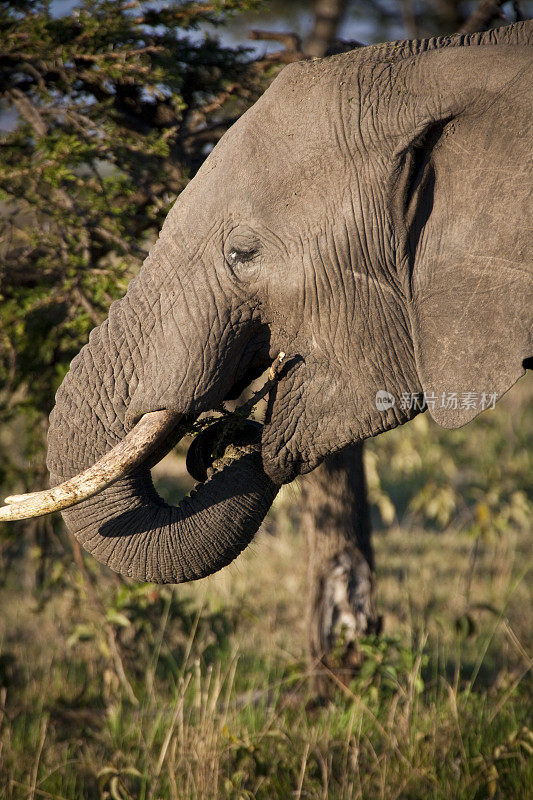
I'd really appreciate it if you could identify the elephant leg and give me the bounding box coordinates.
[301,443,381,695]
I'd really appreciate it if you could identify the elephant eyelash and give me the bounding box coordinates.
[226,248,258,269]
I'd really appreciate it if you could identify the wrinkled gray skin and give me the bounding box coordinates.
[47,22,532,583]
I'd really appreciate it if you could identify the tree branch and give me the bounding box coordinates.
[248,29,302,53]
[459,0,507,34]
[7,89,47,136]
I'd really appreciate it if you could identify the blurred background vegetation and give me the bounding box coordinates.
[0,1,531,798]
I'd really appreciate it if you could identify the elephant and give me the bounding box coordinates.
[1,21,531,585]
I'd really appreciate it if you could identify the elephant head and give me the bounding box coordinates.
[1,21,531,582]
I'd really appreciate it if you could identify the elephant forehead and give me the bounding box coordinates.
[218,60,343,166]
[177,64,355,227]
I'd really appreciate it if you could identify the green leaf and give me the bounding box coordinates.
[67,623,95,646]
[105,610,131,628]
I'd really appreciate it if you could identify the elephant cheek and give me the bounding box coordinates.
[260,359,353,483]
[260,398,307,485]
[261,445,300,485]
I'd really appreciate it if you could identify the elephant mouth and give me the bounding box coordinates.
[185,418,263,483]
[185,350,292,482]
[0,354,288,523]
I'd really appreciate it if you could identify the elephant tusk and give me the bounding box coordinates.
[0,410,182,521]
[0,353,289,523]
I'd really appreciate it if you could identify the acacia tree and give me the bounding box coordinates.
[0,0,279,581]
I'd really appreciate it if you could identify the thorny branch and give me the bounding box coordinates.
[183,353,289,475]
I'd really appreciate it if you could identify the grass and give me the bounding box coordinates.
[0,378,531,799]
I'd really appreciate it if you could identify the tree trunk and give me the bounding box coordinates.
[300,0,379,698]
[299,0,519,700]
[304,0,349,58]
[301,445,381,694]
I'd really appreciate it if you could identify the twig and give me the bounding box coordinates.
[183,353,289,477]
[235,351,287,419]
[29,716,49,800]
[183,118,241,149]
[188,351,288,436]
[106,625,139,706]
[249,30,302,54]
[8,89,47,136]
[71,46,163,62]
[72,287,104,326]
[248,26,366,69]
[9,781,69,800]
[251,50,305,66]
[295,743,310,800]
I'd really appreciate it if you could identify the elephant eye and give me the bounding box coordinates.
[225,245,259,275]
[228,248,254,264]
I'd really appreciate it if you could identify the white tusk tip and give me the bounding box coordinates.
[4,493,37,504]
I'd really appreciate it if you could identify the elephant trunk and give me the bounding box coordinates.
[57,450,278,584]
[16,257,280,583]
[2,408,278,583]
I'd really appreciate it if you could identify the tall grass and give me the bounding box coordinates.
[0,380,531,799]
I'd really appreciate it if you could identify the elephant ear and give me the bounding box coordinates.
[390,45,532,428]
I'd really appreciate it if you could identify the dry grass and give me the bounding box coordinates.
[0,378,531,799]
